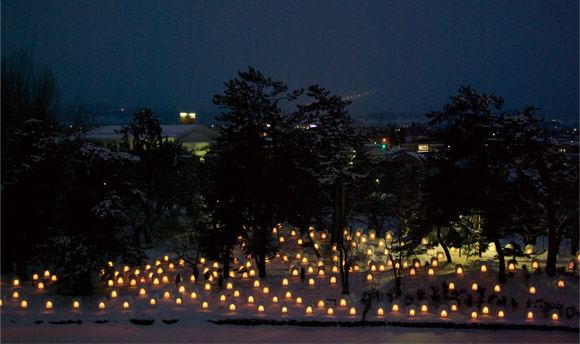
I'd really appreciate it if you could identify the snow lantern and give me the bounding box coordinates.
[339,298,348,307]
[43,270,51,278]
[234,290,241,298]
[369,230,376,240]
[297,238,303,245]
[526,310,534,320]
[219,293,227,302]
[262,285,270,294]
[153,277,160,285]
[480,264,487,272]
[296,297,303,304]
[361,234,368,244]
[145,263,152,270]
[376,302,385,316]
[391,302,400,312]
[281,305,289,314]
[149,296,157,307]
[412,258,421,269]
[308,278,315,286]
[531,259,540,270]
[437,252,445,260]
[163,291,171,299]
[98,297,107,309]
[430,257,438,267]
[550,309,559,321]
[326,307,334,315]
[438,305,449,317]
[12,290,20,299]
[379,264,386,272]
[72,298,81,309]
[285,291,292,299]
[253,279,260,288]
[258,304,265,312]
[306,306,313,314]
[420,300,429,313]
[321,232,327,240]
[179,285,186,293]
[110,288,119,298]
[317,300,325,308]
[11,276,20,286]
[279,236,285,243]
[175,297,182,306]
[386,231,393,242]
[366,273,373,282]
[349,306,357,315]
[481,303,490,315]
[494,284,501,293]
[37,282,45,290]
[122,297,131,309]
[448,282,455,290]
[317,268,325,276]
[202,301,209,309]
[204,282,211,291]
[51,275,58,282]
[428,268,435,276]
[332,265,339,273]
[282,278,289,286]
[139,288,147,296]
[272,227,277,234]
[226,282,234,290]
[470,308,478,319]
[568,260,576,271]
[179,259,185,266]
[272,296,279,303]
[45,299,53,309]
[524,244,536,255]
[310,231,316,239]
[450,300,458,312]
[190,292,197,299]
[557,280,565,288]
[455,264,464,276]
[330,276,337,284]
[471,283,478,291]
[507,260,516,272]
[162,275,169,283]
[529,286,536,294]
[247,295,255,304]
[497,307,505,318]
[307,264,315,273]
[421,237,428,245]
[409,268,416,276]
[32,273,39,282]
[407,305,417,317]
[157,267,163,274]
[130,278,137,287]
[378,239,385,248]
[20,300,28,308]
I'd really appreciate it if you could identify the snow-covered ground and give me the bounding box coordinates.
[2,227,579,343]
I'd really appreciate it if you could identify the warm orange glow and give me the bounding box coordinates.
[258,305,265,312]
[532,262,539,269]
[51,275,57,282]
[220,294,226,301]
[190,292,197,299]
[494,284,501,292]
[296,297,303,304]
[248,296,254,303]
[130,279,137,286]
[451,304,457,311]
[448,282,455,290]
[262,286,269,294]
[432,260,438,267]
[480,265,487,272]
[249,269,256,277]
[472,283,478,291]
[21,300,28,308]
[327,307,334,315]
[483,306,489,314]
[202,301,208,309]
[282,278,289,286]
[162,276,169,283]
[366,274,373,281]
[318,269,325,276]
[421,305,428,312]
[552,313,558,320]
[153,278,160,285]
[157,267,163,274]
[349,307,356,315]
[44,270,51,277]
[377,308,384,315]
[234,290,240,297]
[307,266,314,274]
[139,288,146,295]
[437,252,444,260]
[392,304,399,312]
[306,306,313,314]
[529,286,536,294]
[108,280,114,287]
[45,300,53,309]
[471,311,477,319]
[32,273,39,281]
[111,290,118,298]
[340,298,347,306]
[330,276,337,284]
[12,291,19,299]
[145,264,152,270]
[253,280,260,288]
[441,310,447,317]
[204,283,211,290]
[282,306,288,313]
[318,300,325,308]
[309,278,315,285]
[558,280,565,287]
[285,291,292,298]
[38,282,45,289]
[242,272,248,278]
[527,311,533,319]
[456,267,463,275]
[73,301,80,308]
[279,236,285,243]
[155,260,161,266]
[498,310,504,318]
[409,309,415,316]
[123,301,130,309]
[428,268,435,276]
[409,268,416,276]
[508,263,515,271]
[99,302,106,309]
[272,296,279,302]
[164,291,170,298]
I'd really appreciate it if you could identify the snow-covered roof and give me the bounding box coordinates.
[84,125,219,143]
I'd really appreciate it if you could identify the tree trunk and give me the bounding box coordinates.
[545,198,559,277]
[257,226,267,278]
[494,238,506,284]
[436,226,452,263]
[222,244,231,280]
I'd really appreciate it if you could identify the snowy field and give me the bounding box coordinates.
[2,227,579,343]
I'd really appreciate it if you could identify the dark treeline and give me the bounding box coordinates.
[2,54,578,295]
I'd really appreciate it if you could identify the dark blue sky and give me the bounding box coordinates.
[2,1,578,124]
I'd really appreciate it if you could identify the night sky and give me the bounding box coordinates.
[2,1,578,124]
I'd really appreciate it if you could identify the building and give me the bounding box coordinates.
[85,124,219,159]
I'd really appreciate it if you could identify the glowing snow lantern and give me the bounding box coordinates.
[327,307,334,315]
[163,291,171,299]
[21,300,28,308]
[153,278,160,285]
[282,306,288,313]
[107,279,114,287]
[32,273,39,281]
[130,279,137,286]
[558,280,565,287]
[178,285,185,293]
[258,304,265,312]
[200,257,206,264]
[529,286,536,294]
[272,296,279,303]
[45,300,53,309]
[204,283,211,291]
[296,297,303,304]
[247,295,255,303]
[420,301,428,313]
[568,261,575,271]
[377,307,384,316]
[38,282,45,290]
[190,292,197,299]
[321,232,327,239]
[551,310,559,320]
[279,236,285,243]
[202,301,209,309]
[431,258,438,267]
[12,291,20,299]
[408,306,416,317]
[297,238,303,245]
[392,304,399,312]
[73,299,81,309]
[494,284,501,292]
[450,301,458,312]
[139,288,146,296]
[175,298,182,305]
[439,306,448,317]
[253,280,260,288]
[340,298,347,307]
[308,278,315,285]
[117,277,124,285]
[285,291,292,299]
[437,252,444,260]
[249,269,256,277]
[155,260,161,266]
[471,283,478,291]
[527,310,534,319]
[497,309,505,318]
[471,311,478,319]
[531,259,540,270]
[219,294,226,302]
[422,237,428,245]
[428,268,435,276]
[234,290,240,298]
[409,268,416,276]
[318,269,325,276]
[330,276,337,284]
[149,298,157,306]
[111,289,118,298]
[318,300,325,308]
[44,270,51,278]
[51,275,57,282]
[262,286,270,294]
[12,277,20,286]
[306,306,313,314]
[455,264,464,275]
[332,266,339,273]
[292,268,299,277]
[480,264,487,272]
[508,262,515,272]
[123,301,130,309]
[448,282,455,290]
[145,264,152,270]
[179,259,185,266]
[98,298,106,309]
[482,305,490,314]
[282,278,289,286]
[157,267,163,274]
[310,232,315,239]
